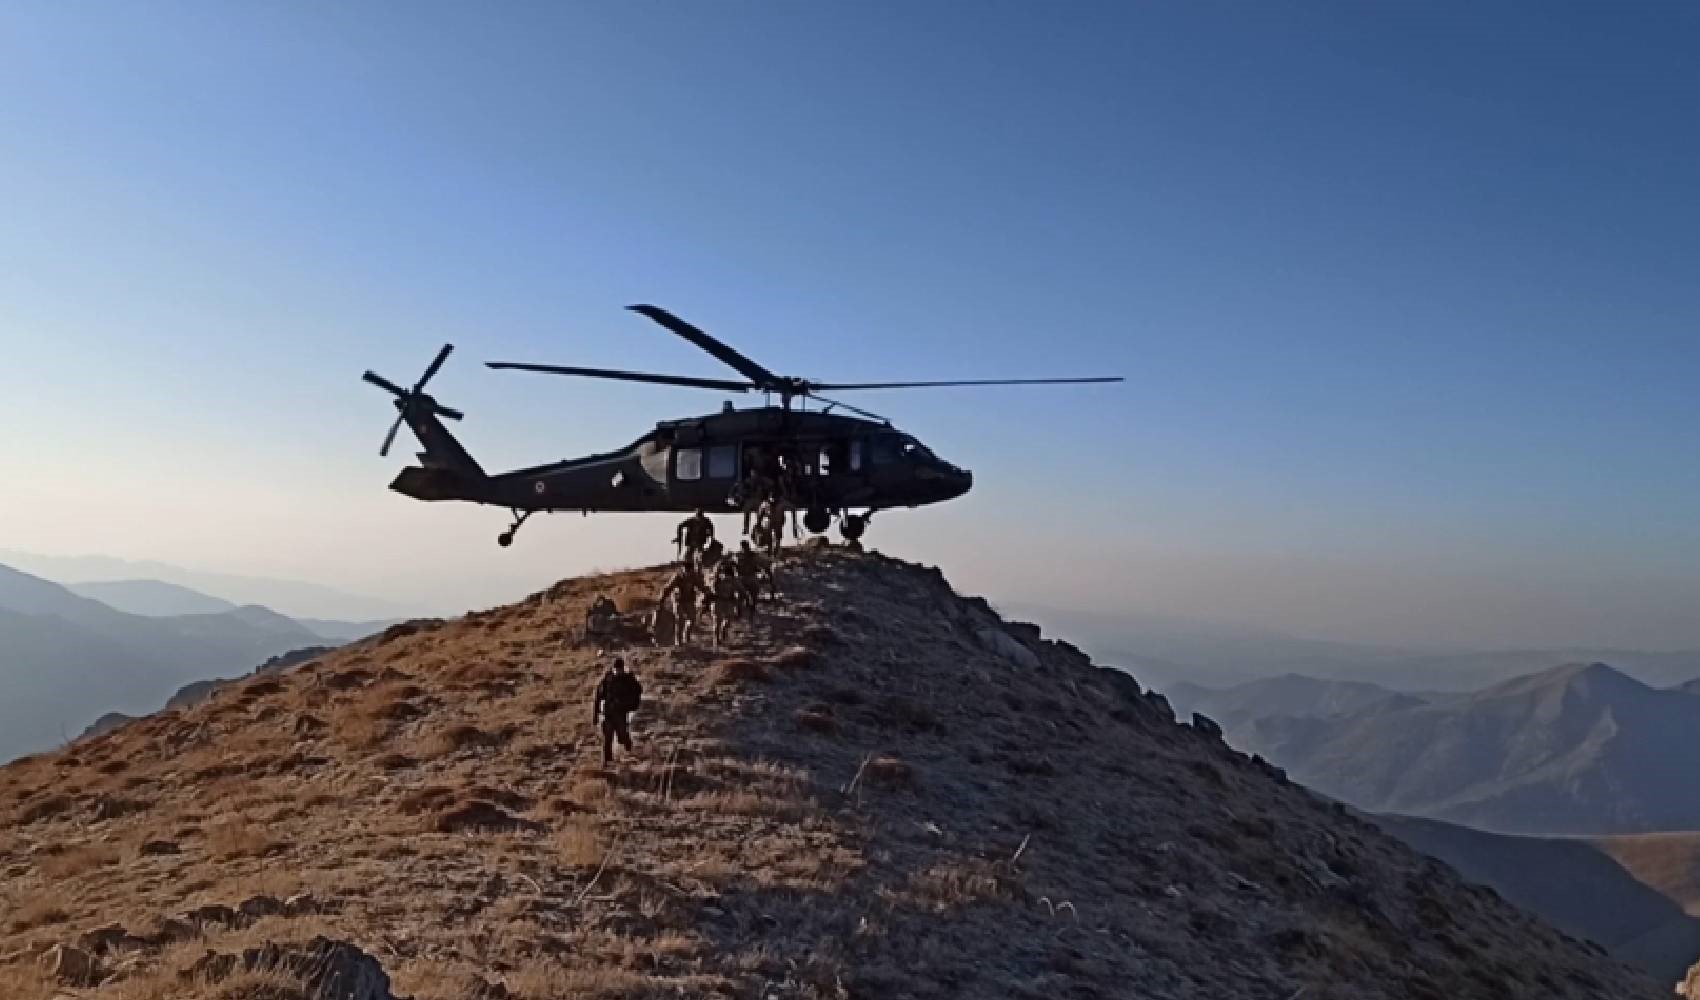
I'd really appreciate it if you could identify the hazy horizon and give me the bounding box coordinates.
[3,4,1698,651]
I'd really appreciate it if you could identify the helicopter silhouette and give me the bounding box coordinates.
[363,305,1121,547]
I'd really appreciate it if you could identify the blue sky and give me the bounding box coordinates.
[1,3,1697,648]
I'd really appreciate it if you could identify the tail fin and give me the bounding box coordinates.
[398,398,485,479]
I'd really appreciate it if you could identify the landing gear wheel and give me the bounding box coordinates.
[803,507,831,534]
[497,508,535,548]
[840,514,868,542]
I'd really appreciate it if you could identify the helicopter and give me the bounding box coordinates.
[362,305,1121,547]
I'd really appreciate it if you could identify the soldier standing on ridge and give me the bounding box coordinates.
[708,559,742,647]
[674,508,715,564]
[591,656,644,766]
[656,561,704,645]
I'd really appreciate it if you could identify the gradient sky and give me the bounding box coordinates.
[1,3,1697,649]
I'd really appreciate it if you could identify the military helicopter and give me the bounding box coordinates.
[363,305,1121,547]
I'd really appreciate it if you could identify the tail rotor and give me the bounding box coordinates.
[363,344,464,457]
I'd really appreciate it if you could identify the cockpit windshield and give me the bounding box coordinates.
[899,436,935,461]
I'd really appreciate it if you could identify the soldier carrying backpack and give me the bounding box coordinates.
[591,656,644,765]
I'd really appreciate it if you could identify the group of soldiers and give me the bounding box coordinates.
[655,509,777,647]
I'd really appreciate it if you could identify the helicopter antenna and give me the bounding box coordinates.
[486,305,1123,412]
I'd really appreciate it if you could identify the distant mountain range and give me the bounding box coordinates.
[1374,814,1700,985]
[1014,601,1700,692]
[1184,662,1700,835]
[0,563,388,761]
[0,548,420,621]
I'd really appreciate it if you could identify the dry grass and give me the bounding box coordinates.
[37,841,121,880]
[711,658,770,685]
[553,815,605,868]
[206,817,280,859]
[5,894,71,933]
[864,753,915,788]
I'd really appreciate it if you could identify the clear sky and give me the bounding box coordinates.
[1,2,1697,649]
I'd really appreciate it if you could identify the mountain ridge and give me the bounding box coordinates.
[1243,660,1700,834]
[0,549,1661,999]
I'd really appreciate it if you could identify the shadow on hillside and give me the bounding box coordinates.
[1374,813,1700,984]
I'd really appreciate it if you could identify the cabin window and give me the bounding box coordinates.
[849,439,863,472]
[869,434,902,465]
[820,440,852,476]
[675,447,702,481]
[706,445,738,479]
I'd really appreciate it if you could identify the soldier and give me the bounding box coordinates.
[734,539,772,612]
[656,562,704,645]
[708,559,743,647]
[674,508,715,564]
[591,656,644,766]
[584,595,619,642]
[700,536,726,573]
[756,497,787,559]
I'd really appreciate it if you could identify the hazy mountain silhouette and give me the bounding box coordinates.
[1164,674,1426,729]
[0,563,339,761]
[1375,814,1700,984]
[66,579,237,616]
[1244,662,1700,835]
[1015,601,1700,692]
[0,549,419,621]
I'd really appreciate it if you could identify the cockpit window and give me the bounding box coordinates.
[869,434,930,465]
[900,437,934,461]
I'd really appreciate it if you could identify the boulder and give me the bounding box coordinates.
[183,903,242,928]
[189,936,398,1000]
[1680,960,1700,999]
[75,923,132,955]
[1191,713,1223,740]
[238,894,284,919]
[974,627,1040,670]
[39,943,100,987]
[284,892,324,917]
[139,839,180,856]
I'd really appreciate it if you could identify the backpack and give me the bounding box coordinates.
[607,673,644,714]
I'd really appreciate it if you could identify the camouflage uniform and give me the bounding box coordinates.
[674,510,715,564]
[656,565,704,645]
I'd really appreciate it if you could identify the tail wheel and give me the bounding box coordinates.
[803,507,831,534]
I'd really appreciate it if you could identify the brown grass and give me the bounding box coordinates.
[37,841,121,879]
[206,817,280,859]
[554,815,605,868]
[865,753,914,787]
[712,658,770,685]
[15,792,76,824]
[5,894,71,933]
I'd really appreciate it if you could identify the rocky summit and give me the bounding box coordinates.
[0,548,1663,999]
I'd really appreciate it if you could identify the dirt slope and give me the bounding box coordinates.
[0,548,1663,999]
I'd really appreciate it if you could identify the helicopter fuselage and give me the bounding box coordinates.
[389,405,972,518]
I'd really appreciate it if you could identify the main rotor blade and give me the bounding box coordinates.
[808,376,1126,390]
[486,361,753,393]
[806,393,888,423]
[363,371,408,396]
[379,413,404,457]
[626,305,779,388]
[415,343,454,391]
